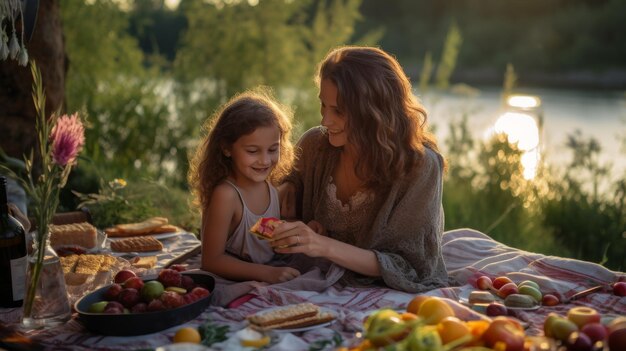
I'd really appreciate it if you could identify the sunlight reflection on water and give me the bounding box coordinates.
[422,87,626,176]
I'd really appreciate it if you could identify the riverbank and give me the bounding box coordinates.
[404,66,626,91]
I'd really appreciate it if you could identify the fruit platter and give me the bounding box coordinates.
[75,268,214,336]
[338,295,626,351]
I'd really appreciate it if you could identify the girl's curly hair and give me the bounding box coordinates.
[188,87,294,210]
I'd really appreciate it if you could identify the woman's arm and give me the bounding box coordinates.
[271,221,381,277]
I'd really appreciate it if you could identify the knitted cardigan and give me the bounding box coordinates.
[285,127,448,292]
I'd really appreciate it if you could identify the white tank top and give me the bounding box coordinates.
[222,180,279,264]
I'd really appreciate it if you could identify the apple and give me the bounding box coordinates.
[492,276,514,290]
[518,280,540,291]
[580,322,607,343]
[141,280,165,302]
[542,294,560,306]
[118,288,141,308]
[147,298,165,312]
[607,317,626,333]
[123,276,145,291]
[567,306,601,329]
[158,268,182,288]
[551,318,579,342]
[130,302,147,313]
[518,285,542,303]
[416,297,455,325]
[476,276,493,290]
[565,331,593,351]
[497,282,519,299]
[114,269,137,284]
[608,327,626,351]
[103,283,123,301]
[88,301,108,313]
[544,313,563,338]
[485,302,508,317]
[104,301,125,314]
[482,317,525,351]
[160,290,185,309]
[613,282,626,296]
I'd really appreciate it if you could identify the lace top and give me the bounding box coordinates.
[284,127,448,292]
[323,177,375,245]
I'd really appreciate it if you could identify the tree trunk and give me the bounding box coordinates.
[0,0,66,159]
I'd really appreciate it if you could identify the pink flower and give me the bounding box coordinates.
[50,113,85,166]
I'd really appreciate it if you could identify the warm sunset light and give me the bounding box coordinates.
[507,95,541,109]
[486,111,540,179]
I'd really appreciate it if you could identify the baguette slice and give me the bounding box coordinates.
[112,217,169,236]
[110,236,163,252]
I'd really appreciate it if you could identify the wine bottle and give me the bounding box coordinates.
[0,176,27,308]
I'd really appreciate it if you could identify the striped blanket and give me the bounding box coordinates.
[7,228,626,350]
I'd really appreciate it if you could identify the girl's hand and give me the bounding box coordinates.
[261,266,301,284]
[271,221,328,258]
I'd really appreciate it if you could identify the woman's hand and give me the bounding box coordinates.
[307,220,326,235]
[260,266,301,284]
[271,221,328,258]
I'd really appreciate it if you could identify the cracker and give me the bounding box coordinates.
[131,255,157,269]
[248,303,325,329]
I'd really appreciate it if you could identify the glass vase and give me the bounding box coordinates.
[21,232,71,329]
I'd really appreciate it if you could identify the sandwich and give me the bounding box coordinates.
[249,217,282,240]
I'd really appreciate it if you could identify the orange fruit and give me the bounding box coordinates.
[401,312,419,321]
[436,316,471,345]
[173,327,201,344]
[406,295,431,314]
[417,297,455,325]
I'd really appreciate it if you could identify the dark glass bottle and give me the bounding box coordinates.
[0,176,27,307]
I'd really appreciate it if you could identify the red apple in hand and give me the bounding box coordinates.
[613,282,626,296]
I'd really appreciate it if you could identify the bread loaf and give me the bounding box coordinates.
[50,222,98,249]
[110,236,163,252]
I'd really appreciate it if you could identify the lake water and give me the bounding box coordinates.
[423,87,626,176]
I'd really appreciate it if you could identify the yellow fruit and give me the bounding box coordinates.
[173,327,201,344]
[406,295,431,314]
[240,335,270,348]
[166,286,187,294]
[417,297,455,325]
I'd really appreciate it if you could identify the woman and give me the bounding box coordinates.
[273,46,448,292]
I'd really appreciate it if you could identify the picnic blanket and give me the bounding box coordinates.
[6,228,626,350]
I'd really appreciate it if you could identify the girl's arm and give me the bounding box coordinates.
[201,184,299,283]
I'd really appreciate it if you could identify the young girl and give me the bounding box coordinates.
[188,89,300,284]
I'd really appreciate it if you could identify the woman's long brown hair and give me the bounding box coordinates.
[188,88,294,210]
[316,46,444,186]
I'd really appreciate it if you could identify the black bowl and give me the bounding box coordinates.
[75,272,215,336]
